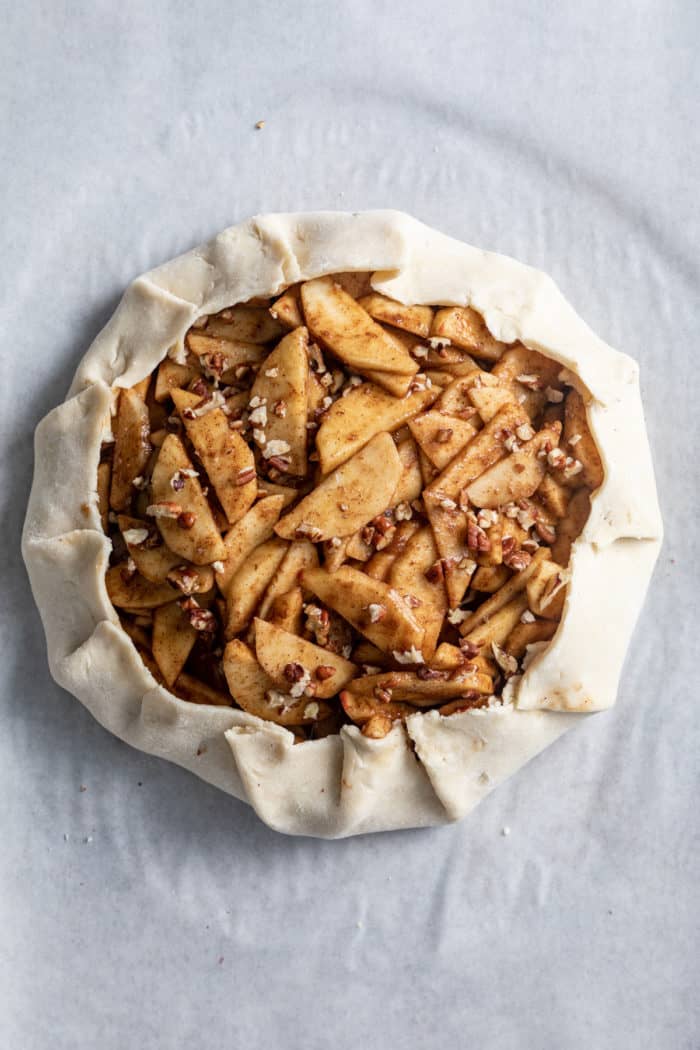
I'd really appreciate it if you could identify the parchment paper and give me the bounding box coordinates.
[3,2,698,1047]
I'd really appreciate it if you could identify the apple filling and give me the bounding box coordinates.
[98,273,603,740]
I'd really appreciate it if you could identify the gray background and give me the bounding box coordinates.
[3,2,698,1048]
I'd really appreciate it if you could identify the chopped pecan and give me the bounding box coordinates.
[167,565,201,595]
[235,466,257,487]
[178,598,217,633]
[416,667,449,681]
[373,685,393,703]
[535,521,557,545]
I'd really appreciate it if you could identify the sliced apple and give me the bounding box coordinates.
[408,410,479,471]
[388,527,447,660]
[491,343,562,387]
[536,472,571,519]
[254,618,357,698]
[206,307,283,344]
[267,587,304,635]
[248,326,309,475]
[270,284,304,329]
[564,388,604,489]
[421,404,528,606]
[109,388,152,512]
[225,537,288,637]
[504,618,557,658]
[171,388,257,525]
[301,565,424,654]
[154,357,199,402]
[223,639,330,725]
[340,690,417,725]
[214,495,284,594]
[526,558,568,620]
[257,540,319,619]
[256,480,301,508]
[357,293,433,337]
[301,277,419,382]
[551,487,591,566]
[152,601,198,687]
[275,433,401,541]
[464,423,561,508]
[458,548,548,635]
[186,333,266,381]
[97,460,110,533]
[425,402,528,503]
[341,666,493,705]
[461,595,528,649]
[316,382,436,474]
[363,367,417,397]
[431,306,507,362]
[106,567,178,609]
[391,435,423,505]
[472,564,511,593]
[118,515,214,591]
[307,369,327,417]
[149,434,226,565]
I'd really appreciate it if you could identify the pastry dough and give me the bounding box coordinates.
[22,211,662,837]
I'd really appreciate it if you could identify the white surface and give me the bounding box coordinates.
[3,2,697,1047]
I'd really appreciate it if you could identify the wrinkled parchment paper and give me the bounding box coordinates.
[3,3,697,1047]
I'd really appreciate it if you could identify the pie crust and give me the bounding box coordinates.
[22,211,663,837]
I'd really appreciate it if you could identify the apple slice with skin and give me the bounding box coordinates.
[171,388,257,525]
[301,277,419,381]
[150,434,226,565]
[301,565,424,655]
[223,639,330,726]
[152,601,198,687]
[109,388,152,512]
[224,537,288,638]
[254,618,357,698]
[248,326,309,476]
[275,432,401,541]
[316,381,436,473]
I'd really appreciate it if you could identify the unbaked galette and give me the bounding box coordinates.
[23,212,662,837]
